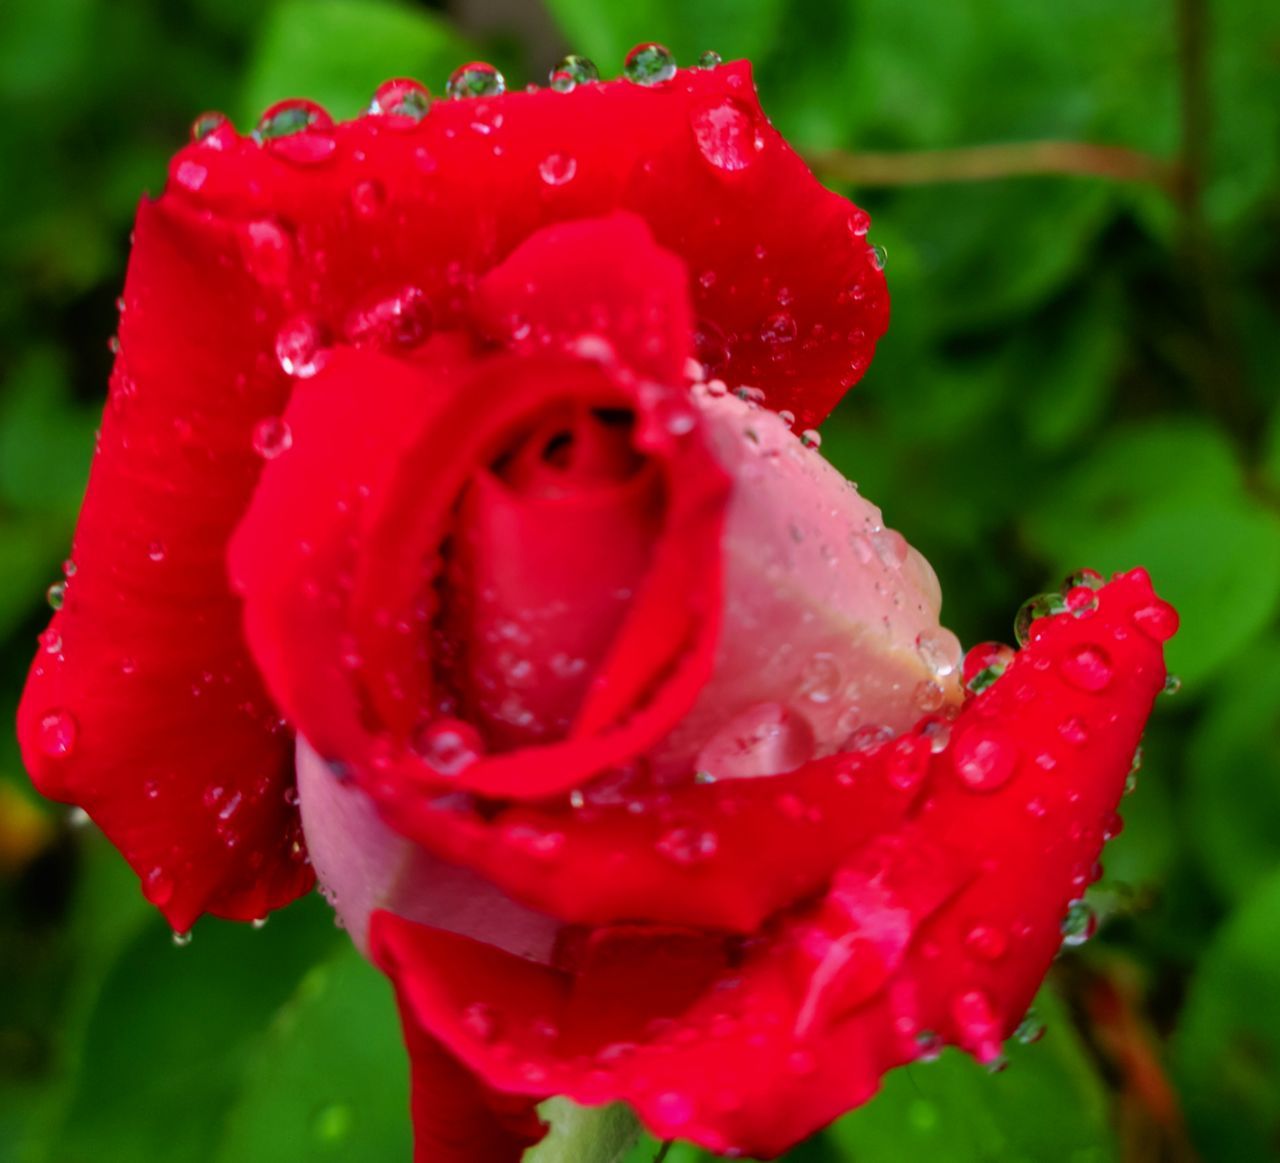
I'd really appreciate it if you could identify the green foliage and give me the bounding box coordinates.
[0,0,1277,1162]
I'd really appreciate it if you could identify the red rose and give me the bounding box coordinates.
[18,55,1176,1161]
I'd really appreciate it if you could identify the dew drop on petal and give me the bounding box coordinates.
[252,417,293,460]
[800,428,822,449]
[369,77,431,122]
[1060,899,1097,946]
[962,641,1015,694]
[655,825,719,865]
[548,54,598,91]
[1014,592,1066,646]
[343,286,431,350]
[624,42,677,86]
[538,152,578,186]
[255,98,332,140]
[46,580,66,610]
[690,97,760,172]
[698,49,723,69]
[1059,644,1114,692]
[38,709,77,758]
[1163,673,1182,696]
[1132,600,1179,642]
[447,62,505,99]
[275,316,328,378]
[1014,1009,1046,1044]
[952,728,1018,792]
[190,110,228,143]
[964,923,1008,961]
[171,930,193,947]
[412,718,481,777]
[916,627,962,679]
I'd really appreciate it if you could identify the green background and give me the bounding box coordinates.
[1,0,1278,1159]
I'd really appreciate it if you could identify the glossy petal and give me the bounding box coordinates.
[372,571,1173,1158]
[16,198,312,931]
[164,63,887,426]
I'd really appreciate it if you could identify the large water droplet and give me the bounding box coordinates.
[695,703,815,779]
[254,99,336,164]
[624,43,677,86]
[1060,899,1097,946]
[1014,592,1066,646]
[952,728,1018,792]
[144,866,174,906]
[1132,600,1179,642]
[369,78,431,122]
[962,641,1015,694]
[1014,1009,1046,1044]
[1059,644,1114,692]
[690,97,760,172]
[275,316,328,378]
[46,580,66,610]
[916,627,962,680]
[698,50,723,69]
[191,110,228,143]
[447,62,505,99]
[1163,673,1182,696]
[964,922,1008,961]
[548,54,598,92]
[38,709,77,758]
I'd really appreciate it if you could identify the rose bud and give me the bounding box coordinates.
[17,52,1175,1162]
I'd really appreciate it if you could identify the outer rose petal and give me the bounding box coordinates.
[16,198,311,931]
[371,571,1175,1160]
[163,62,886,428]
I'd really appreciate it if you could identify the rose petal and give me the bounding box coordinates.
[370,570,1172,1158]
[16,198,312,931]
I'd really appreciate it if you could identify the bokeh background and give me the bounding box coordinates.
[1,0,1278,1160]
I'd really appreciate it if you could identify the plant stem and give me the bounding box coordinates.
[806,141,1178,193]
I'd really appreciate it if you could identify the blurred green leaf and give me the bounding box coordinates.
[541,0,785,78]
[1184,640,1280,904]
[40,896,340,1163]
[241,0,474,124]
[1024,421,1280,685]
[828,989,1116,1162]
[1175,867,1280,1160]
[215,941,408,1163]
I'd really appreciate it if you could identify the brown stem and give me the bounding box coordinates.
[806,141,1179,193]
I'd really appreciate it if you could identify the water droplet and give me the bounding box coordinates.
[241,218,295,286]
[695,703,815,779]
[548,54,598,92]
[147,541,166,563]
[190,110,228,143]
[254,99,336,163]
[1063,585,1099,617]
[651,1091,693,1128]
[36,707,77,759]
[1014,593,1066,646]
[173,159,208,191]
[916,627,962,679]
[1132,600,1179,642]
[964,923,1008,961]
[252,916,269,929]
[412,718,481,776]
[46,580,66,610]
[144,867,174,906]
[800,428,822,449]
[870,244,888,270]
[275,316,328,378]
[952,728,1018,792]
[462,1001,500,1041]
[914,1030,943,1062]
[1014,1009,1046,1044]
[349,179,386,219]
[1063,568,1104,591]
[1163,673,1182,696]
[759,311,797,347]
[447,62,505,99]
[698,49,723,69]
[800,653,841,704]
[847,207,871,237]
[172,930,193,947]
[1060,899,1097,946]
[690,97,760,172]
[252,417,293,460]
[656,825,719,864]
[538,152,578,186]
[369,77,431,122]
[40,628,62,654]
[963,641,1015,694]
[1060,644,1114,692]
[918,716,953,753]
[1058,715,1089,745]
[885,737,930,792]
[343,286,431,350]
[1103,811,1125,840]
[624,43,677,86]
[1125,745,1143,794]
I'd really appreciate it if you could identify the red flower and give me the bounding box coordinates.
[17,57,1175,1161]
